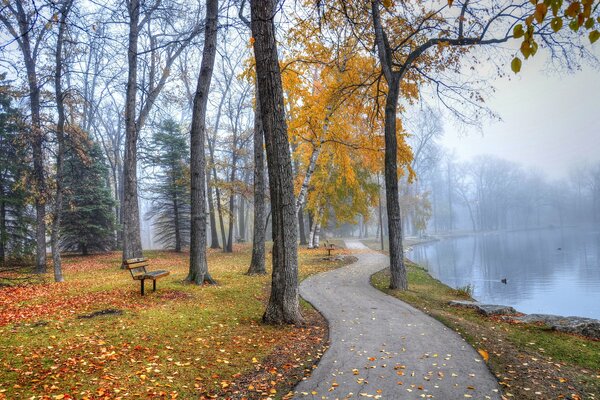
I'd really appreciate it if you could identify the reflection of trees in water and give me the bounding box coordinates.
[413,229,600,312]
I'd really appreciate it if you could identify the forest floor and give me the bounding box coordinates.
[0,242,354,400]
[364,241,600,400]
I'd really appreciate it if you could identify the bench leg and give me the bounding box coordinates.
[141,279,145,296]
[153,279,156,292]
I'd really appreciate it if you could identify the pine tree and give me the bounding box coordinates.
[145,118,191,252]
[60,137,115,255]
[0,78,34,264]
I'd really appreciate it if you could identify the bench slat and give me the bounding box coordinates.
[144,270,169,279]
[125,261,149,270]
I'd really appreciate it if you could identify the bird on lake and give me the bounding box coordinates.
[500,278,507,284]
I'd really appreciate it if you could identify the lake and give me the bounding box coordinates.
[409,227,600,320]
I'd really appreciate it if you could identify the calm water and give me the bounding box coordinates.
[409,228,600,319]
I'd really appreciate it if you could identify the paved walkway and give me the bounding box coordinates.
[293,240,501,399]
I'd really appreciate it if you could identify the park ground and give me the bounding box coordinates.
[362,239,600,400]
[2,241,600,400]
[0,243,353,400]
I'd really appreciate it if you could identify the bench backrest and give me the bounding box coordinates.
[124,258,149,279]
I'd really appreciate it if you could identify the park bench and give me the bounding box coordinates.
[325,243,336,256]
[124,258,170,296]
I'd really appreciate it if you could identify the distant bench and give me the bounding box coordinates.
[124,258,169,296]
[325,243,336,256]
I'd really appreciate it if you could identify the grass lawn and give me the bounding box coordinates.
[0,243,352,400]
[364,241,600,400]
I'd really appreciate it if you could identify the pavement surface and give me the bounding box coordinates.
[293,240,501,400]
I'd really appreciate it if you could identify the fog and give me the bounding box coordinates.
[440,57,600,179]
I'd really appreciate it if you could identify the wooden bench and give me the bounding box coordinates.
[325,243,336,256]
[124,258,169,295]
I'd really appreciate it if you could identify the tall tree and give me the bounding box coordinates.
[0,1,52,273]
[247,84,266,275]
[122,0,143,262]
[362,0,598,289]
[50,0,74,283]
[122,0,202,262]
[251,0,302,324]
[145,119,190,252]
[187,0,218,285]
[61,139,116,255]
[0,78,33,264]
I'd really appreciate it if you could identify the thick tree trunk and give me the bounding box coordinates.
[251,0,302,325]
[50,1,72,283]
[383,78,407,290]
[371,0,407,289]
[122,0,143,263]
[248,85,266,275]
[187,0,218,285]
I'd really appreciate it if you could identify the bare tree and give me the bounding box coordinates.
[50,0,74,283]
[1,1,52,273]
[187,0,218,285]
[122,0,203,262]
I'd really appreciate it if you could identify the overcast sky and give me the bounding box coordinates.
[437,53,600,179]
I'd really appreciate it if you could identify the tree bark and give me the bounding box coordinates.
[371,0,407,290]
[50,0,72,283]
[247,84,266,275]
[382,77,407,290]
[122,0,143,263]
[207,170,220,248]
[251,0,302,324]
[187,0,218,285]
[225,139,237,252]
[298,208,307,245]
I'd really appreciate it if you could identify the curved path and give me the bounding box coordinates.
[293,240,501,399]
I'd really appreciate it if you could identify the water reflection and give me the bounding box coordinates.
[409,227,600,319]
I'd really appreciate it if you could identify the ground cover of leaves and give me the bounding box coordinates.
[0,244,353,400]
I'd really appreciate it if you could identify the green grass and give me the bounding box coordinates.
[0,244,353,400]
[365,241,600,400]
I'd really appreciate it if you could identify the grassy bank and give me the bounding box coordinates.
[364,241,600,400]
[0,244,351,400]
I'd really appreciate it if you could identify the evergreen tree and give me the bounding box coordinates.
[145,118,191,252]
[61,137,115,255]
[0,78,34,264]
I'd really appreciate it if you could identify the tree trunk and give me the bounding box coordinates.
[50,0,72,283]
[298,208,307,245]
[187,0,218,285]
[238,194,246,241]
[248,84,266,275]
[251,0,302,325]
[226,149,237,252]
[295,143,321,213]
[314,221,321,248]
[207,171,221,248]
[372,0,407,289]
[382,77,407,290]
[173,193,181,252]
[122,0,143,263]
